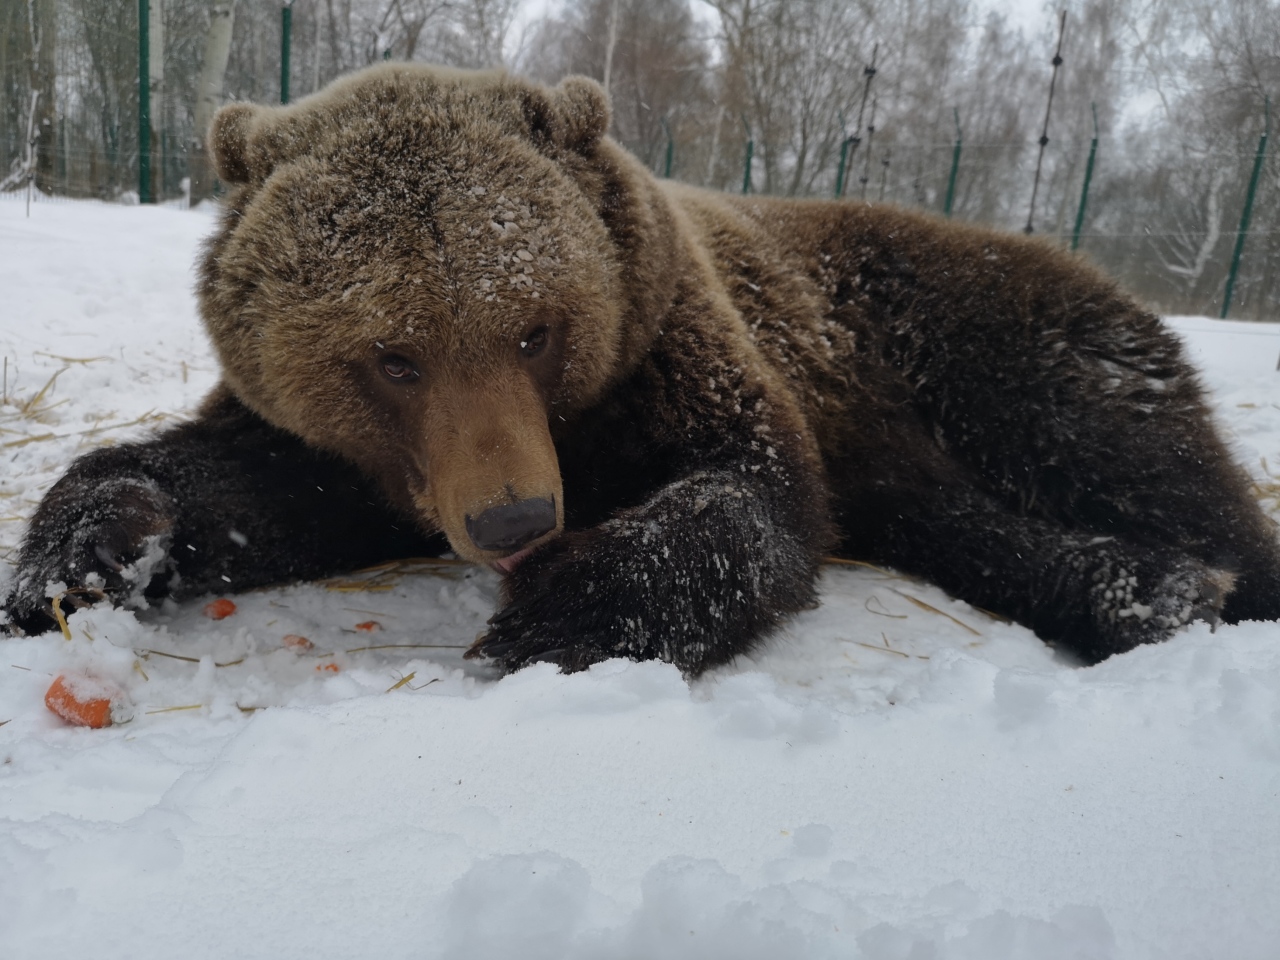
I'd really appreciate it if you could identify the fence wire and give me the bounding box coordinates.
[4,129,1277,320]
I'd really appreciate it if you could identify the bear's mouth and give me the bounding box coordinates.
[489,544,538,576]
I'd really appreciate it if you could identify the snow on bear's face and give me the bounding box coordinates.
[198,65,622,565]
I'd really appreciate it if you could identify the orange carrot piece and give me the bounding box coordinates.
[44,674,132,728]
[316,662,340,673]
[282,634,314,651]
[203,598,237,620]
[354,620,382,632]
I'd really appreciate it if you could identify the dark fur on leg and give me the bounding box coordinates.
[850,478,1234,664]
[470,469,825,675]
[2,390,440,634]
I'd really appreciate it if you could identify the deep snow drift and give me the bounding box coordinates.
[2,198,1279,960]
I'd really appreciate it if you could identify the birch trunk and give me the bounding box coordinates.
[149,0,165,201]
[601,0,619,98]
[190,2,236,204]
[29,0,56,193]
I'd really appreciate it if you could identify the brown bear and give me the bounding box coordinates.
[5,63,1280,672]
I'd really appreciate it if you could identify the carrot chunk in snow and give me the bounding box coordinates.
[316,662,340,673]
[44,674,133,728]
[354,620,382,632]
[282,634,314,651]
[203,598,237,620]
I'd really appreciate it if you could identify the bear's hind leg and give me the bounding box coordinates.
[1067,451,1280,629]
[1015,384,1280,629]
[850,482,1236,664]
[1038,384,1280,627]
[914,305,1280,628]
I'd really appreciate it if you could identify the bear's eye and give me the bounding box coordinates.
[520,325,549,359]
[380,355,420,382]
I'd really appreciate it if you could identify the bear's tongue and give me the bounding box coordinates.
[490,545,537,576]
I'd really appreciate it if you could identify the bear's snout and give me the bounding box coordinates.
[417,374,565,565]
[465,497,557,553]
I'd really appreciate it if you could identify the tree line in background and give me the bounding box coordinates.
[1,0,1277,319]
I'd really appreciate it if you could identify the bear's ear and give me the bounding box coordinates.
[208,103,260,184]
[554,76,611,151]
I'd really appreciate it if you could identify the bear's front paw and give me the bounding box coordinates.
[2,477,175,635]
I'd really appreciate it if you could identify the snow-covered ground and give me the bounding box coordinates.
[2,198,1279,960]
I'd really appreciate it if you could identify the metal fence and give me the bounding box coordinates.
[4,116,1277,322]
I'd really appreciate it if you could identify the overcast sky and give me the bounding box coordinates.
[978,0,1055,33]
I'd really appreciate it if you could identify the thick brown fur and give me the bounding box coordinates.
[5,63,1280,673]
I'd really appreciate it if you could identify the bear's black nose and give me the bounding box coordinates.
[465,497,557,553]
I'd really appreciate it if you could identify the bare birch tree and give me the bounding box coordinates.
[191,2,235,203]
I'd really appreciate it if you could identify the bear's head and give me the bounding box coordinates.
[198,64,680,567]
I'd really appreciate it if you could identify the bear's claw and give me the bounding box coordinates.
[485,600,530,628]
[465,636,514,660]
[467,618,614,674]
[466,632,575,669]
[94,542,127,574]
[1189,574,1228,632]
[527,647,569,665]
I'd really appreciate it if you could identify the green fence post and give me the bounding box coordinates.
[1222,96,1270,319]
[741,114,753,195]
[138,0,151,203]
[660,116,673,178]
[833,111,848,198]
[1070,103,1099,251]
[944,108,961,217]
[281,3,293,104]
[835,138,851,198]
